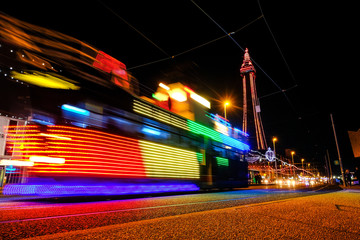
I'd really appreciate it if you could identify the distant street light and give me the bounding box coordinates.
[272,137,278,180]
[224,101,230,120]
[301,158,305,176]
[291,151,295,178]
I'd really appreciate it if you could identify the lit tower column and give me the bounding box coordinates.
[240,48,267,150]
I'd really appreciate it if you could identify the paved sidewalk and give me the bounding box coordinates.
[341,184,360,191]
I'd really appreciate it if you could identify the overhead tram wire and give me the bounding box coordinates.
[257,0,298,87]
[191,0,299,116]
[127,15,263,70]
[97,0,172,58]
[259,85,298,99]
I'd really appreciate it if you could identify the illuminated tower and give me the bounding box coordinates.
[240,48,267,150]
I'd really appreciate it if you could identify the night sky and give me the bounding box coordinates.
[1,1,359,173]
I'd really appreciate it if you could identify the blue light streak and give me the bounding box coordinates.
[61,104,90,116]
[141,127,161,136]
[3,183,200,196]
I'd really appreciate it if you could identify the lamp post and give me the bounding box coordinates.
[301,158,304,176]
[272,137,278,180]
[224,101,230,120]
[291,151,295,178]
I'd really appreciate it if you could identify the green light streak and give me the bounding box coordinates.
[187,120,222,142]
[216,157,229,167]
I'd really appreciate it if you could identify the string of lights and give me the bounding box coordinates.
[249,149,314,176]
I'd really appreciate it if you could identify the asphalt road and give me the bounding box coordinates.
[0,184,358,239]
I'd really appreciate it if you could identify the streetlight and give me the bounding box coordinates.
[301,158,305,176]
[291,151,295,178]
[272,137,278,181]
[224,101,230,120]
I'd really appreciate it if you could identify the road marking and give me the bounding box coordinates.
[235,198,293,209]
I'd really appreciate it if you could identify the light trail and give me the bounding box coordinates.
[0,195,258,224]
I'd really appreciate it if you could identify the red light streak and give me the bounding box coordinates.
[5,125,201,179]
[18,125,147,177]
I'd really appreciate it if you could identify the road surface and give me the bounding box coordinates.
[0,185,359,239]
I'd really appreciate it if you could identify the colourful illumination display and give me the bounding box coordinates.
[196,152,204,164]
[93,50,127,80]
[216,157,229,167]
[158,83,187,102]
[187,120,222,142]
[29,156,65,164]
[39,133,72,140]
[61,104,90,116]
[133,99,249,151]
[11,71,80,90]
[214,121,230,136]
[184,86,211,109]
[141,127,161,136]
[152,92,169,101]
[221,134,250,151]
[92,51,130,89]
[187,120,250,151]
[169,88,187,102]
[5,125,201,180]
[0,160,34,166]
[133,99,189,131]
[3,122,249,196]
[139,140,200,179]
[3,183,200,196]
[159,83,170,90]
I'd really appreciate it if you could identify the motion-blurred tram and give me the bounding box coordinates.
[0,13,249,196]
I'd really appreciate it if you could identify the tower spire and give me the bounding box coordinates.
[243,48,251,64]
[240,48,267,150]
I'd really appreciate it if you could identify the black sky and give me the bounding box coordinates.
[1,1,359,173]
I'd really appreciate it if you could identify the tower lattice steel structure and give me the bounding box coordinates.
[240,48,267,150]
